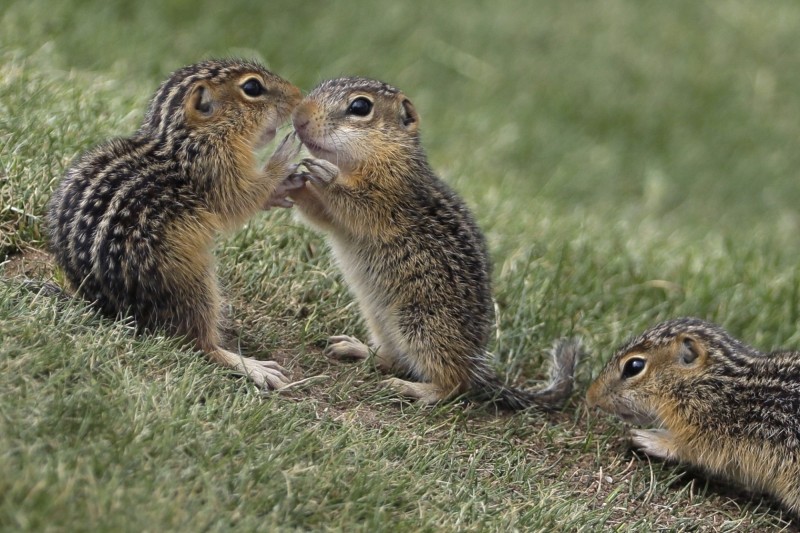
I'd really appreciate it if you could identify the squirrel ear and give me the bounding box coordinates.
[190,84,214,116]
[400,98,419,131]
[678,336,700,365]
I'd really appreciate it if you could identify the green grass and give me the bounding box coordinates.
[2,0,800,530]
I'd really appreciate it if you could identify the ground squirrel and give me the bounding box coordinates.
[587,317,800,514]
[288,77,580,409]
[47,59,303,389]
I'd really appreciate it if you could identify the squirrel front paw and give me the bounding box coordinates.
[630,428,679,461]
[299,157,339,185]
[264,171,307,209]
[239,357,292,390]
[265,131,302,176]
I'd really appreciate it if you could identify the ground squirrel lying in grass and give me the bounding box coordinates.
[288,77,580,409]
[587,317,800,515]
[47,59,303,389]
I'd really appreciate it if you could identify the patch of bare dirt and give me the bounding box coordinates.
[1,246,57,280]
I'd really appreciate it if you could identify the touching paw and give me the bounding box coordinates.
[273,131,303,162]
[266,132,302,175]
[324,334,370,360]
[300,157,339,185]
[265,171,308,209]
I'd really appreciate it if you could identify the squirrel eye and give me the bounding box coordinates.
[347,97,373,116]
[621,357,646,379]
[241,78,266,97]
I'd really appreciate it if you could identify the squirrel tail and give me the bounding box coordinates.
[473,337,584,411]
[15,278,71,300]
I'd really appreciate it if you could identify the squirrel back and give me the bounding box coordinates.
[290,77,579,409]
[46,59,302,390]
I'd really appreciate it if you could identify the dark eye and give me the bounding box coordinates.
[621,357,646,379]
[347,97,373,116]
[241,78,266,97]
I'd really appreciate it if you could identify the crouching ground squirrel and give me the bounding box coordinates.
[587,317,800,514]
[288,77,581,409]
[47,59,303,389]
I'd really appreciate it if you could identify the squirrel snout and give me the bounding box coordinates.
[292,102,318,134]
[293,114,310,133]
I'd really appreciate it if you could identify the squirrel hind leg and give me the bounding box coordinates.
[159,275,291,390]
[380,378,451,404]
[325,334,371,360]
[208,347,291,390]
[325,334,400,373]
[187,317,292,390]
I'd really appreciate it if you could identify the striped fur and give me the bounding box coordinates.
[46,59,301,389]
[588,317,800,514]
[291,77,581,409]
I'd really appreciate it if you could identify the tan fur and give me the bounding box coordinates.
[289,77,580,409]
[47,59,302,389]
[588,317,800,515]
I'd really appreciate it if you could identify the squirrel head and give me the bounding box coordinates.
[139,59,301,155]
[292,77,422,175]
[586,317,757,427]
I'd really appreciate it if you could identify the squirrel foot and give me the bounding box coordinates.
[630,428,679,461]
[213,348,291,390]
[299,157,339,185]
[324,335,370,360]
[380,378,445,405]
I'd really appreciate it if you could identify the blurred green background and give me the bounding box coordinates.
[5,0,800,228]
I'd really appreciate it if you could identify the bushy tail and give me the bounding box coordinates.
[476,337,584,411]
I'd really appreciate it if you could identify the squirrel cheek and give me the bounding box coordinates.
[585,377,615,410]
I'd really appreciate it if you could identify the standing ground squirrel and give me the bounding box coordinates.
[587,317,800,514]
[47,59,303,389]
[288,77,581,409]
